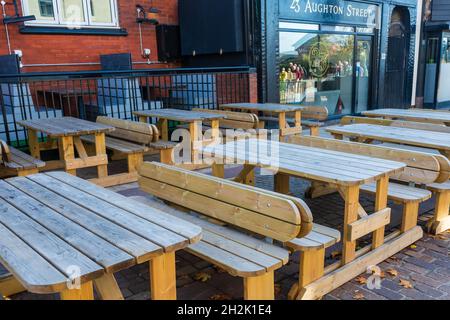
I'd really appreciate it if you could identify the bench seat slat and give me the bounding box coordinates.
[361,182,432,203]
[187,242,266,277]
[287,224,340,251]
[428,181,450,192]
[3,147,45,170]
[82,135,147,154]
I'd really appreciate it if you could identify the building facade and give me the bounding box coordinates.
[0,0,179,72]
[256,0,418,117]
[416,0,450,109]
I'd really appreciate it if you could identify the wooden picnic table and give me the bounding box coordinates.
[0,172,201,300]
[326,123,450,159]
[220,103,304,139]
[18,117,114,178]
[134,109,226,165]
[133,108,226,141]
[202,139,423,297]
[363,108,450,126]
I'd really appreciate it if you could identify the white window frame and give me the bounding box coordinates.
[22,0,120,28]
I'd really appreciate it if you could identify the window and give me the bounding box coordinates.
[22,0,119,27]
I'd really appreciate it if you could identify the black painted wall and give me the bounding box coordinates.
[431,0,450,21]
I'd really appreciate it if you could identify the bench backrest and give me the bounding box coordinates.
[139,162,313,241]
[96,116,159,144]
[0,140,11,164]
[300,106,329,120]
[192,108,259,129]
[341,116,450,133]
[289,135,450,184]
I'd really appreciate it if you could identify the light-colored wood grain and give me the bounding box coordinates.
[244,271,274,300]
[149,252,176,300]
[348,208,391,242]
[94,274,124,300]
[363,108,450,125]
[60,281,94,300]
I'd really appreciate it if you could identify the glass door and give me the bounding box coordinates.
[355,36,373,113]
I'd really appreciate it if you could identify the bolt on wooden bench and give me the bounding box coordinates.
[81,117,178,187]
[138,162,342,300]
[291,135,450,235]
[0,140,46,178]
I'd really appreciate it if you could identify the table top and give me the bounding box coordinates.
[133,109,227,122]
[18,117,115,137]
[0,172,201,294]
[363,108,450,124]
[327,124,450,152]
[220,103,304,113]
[203,139,406,186]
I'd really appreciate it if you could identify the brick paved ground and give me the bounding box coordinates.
[6,129,450,301]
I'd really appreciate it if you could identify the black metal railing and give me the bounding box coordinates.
[0,66,254,148]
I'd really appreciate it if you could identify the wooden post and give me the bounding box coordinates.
[160,149,174,165]
[59,136,76,175]
[95,133,108,179]
[93,274,124,300]
[288,249,325,300]
[127,154,143,174]
[190,121,201,164]
[274,173,290,194]
[342,185,360,265]
[372,176,389,249]
[210,119,220,142]
[244,271,274,300]
[212,163,225,179]
[27,129,41,159]
[427,191,450,234]
[149,252,177,300]
[60,281,94,300]
[159,119,169,141]
[401,202,420,233]
[310,126,320,137]
[278,112,287,142]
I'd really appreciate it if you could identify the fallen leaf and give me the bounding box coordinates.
[194,272,212,282]
[387,268,398,277]
[410,245,417,249]
[353,292,365,300]
[331,251,342,259]
[399,279,413,289]
[379,271,386,279]
[210,294,232,300]
[355,276,367,285]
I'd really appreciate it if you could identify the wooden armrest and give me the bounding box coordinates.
[0,140,11,163]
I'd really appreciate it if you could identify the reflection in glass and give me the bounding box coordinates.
[279,32,354,116]
[356,39,372,112]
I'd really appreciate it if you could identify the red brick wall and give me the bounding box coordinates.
[0,0,179,72]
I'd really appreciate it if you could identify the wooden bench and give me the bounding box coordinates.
[138,162,341,300]
[289,135,450,235]
[426,181,450,234]
[260,106,328,136]
[82,116,178,187]
[184,108,261,140]
[0,140,45,178]
[341,116,450,134]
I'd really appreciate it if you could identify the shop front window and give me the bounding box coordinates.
[279,31,354,116]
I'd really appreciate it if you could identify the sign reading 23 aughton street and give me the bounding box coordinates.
[280,0,379,27]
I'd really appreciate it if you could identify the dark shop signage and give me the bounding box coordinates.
[280,0,379,27]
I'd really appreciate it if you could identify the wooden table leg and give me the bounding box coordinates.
[59,136,76,175]
[210,119,220,143]
[275,173,290,194]
[278,112,287,142]
[159,119,169,141]
[95,133,108,179]
[372,176,389,249]
[27,129,41,159]
[342,185,360,265]
[60,281,94,300]
[212,163,225,179]
[149,252,176,300]
[244,271,274,300]
[234,164,255,186]
[190,120,201,164]
[94,274,124,300]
